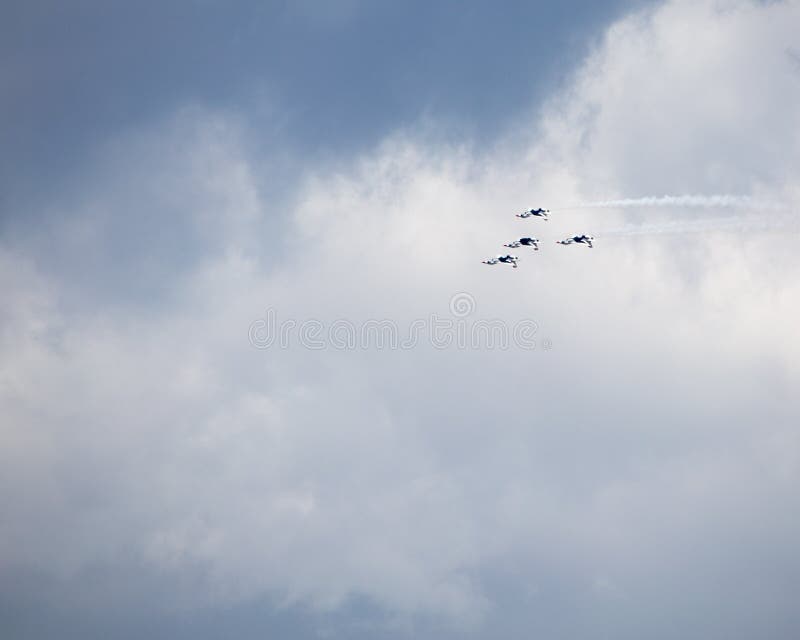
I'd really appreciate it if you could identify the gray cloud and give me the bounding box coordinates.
[0,0,651,218]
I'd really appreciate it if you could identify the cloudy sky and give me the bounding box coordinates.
[2,1,800,638]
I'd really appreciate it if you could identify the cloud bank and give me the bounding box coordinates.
[2,1,799,638]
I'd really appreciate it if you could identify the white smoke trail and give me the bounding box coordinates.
[542,194,797,236]
[602,213,798,237]
[553,194,785,210]
[581,194,759,208]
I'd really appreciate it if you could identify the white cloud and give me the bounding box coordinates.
[1,0,799,636]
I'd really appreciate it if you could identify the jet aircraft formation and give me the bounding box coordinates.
[483,207,594,269]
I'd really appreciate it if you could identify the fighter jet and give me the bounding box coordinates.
[504,237,539,251]
[498,254,520,267]
[482,254,520,268]
[556,234,594,248]
[516,207,549,220]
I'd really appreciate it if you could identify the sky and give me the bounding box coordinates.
[1,1,800,638]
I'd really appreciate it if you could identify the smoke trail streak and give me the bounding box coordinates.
[552,194,785,210]
[582,194,758,208]
[601,213,799,237]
